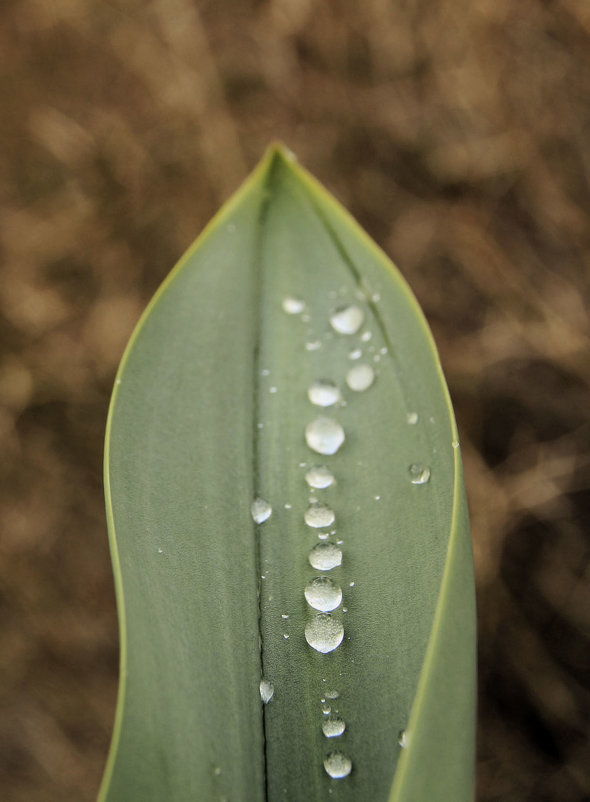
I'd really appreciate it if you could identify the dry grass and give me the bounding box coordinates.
[0,1,589,799]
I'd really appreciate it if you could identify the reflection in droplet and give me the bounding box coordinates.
[305,417,345,455]
[346,364,375,392]
[409,463,431,485]
[282,297,305,314]
[305,614,344,653]
[322,717,346,738]
[305,502,335,528]
[323,752,352,779]
[329,305,364,335]
[259,679,274,703]
[308,380,341,407]
[305,465,335,489]
[308,542,343,571]
[251,497,272,523]
[304,577,342,612]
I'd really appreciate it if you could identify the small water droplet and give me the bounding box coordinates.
[308,380,341,407]
[452,439,460,449]
[305,614,344,653]
[308,542,343,571]
[305,502,335,528]
[349,581,355,587]
[251,497,272,523]
[259,679,274,703]
[407,411,418,425]
[380,347,388,355]
[214,766,222,776]
[305,465,335,489]
[261,368,270,377]
[305,417,345,455]
[115,377,121,385]
[409,463,431,485]
[306,340,322,351]
[281,614,289,619]
[349,348,362,360]
[371,292,381,303]
[374,495,381,501]
[398,729,408,748]
[323,752,352,779]
[304,576,342,612]
[282,296,305,314]
[322,704,331,716]
[283,633,290,640]
[269,386,278,394]
[360,330,372,342]
[346,364,375,392]
[325,689,339,699]
[329,305,364,335]
[157,547,163,554]
[322,717,346,738]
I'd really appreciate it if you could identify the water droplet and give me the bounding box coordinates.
[346,364,375,392]
[349,348,362,360]
[306,340,322,351]
[305,465,335,489]
[321,703,331,716]
[374,495,381,501]
[398,730,408,748]
[305,502,335,529]
[323,752,352,779]
[322,717,346,738]
[259,679,274,703]
[282,296,305,314]
[281,613,289,619]
[308,380,341,407]
[371,292,381,303]
[261,368,270,377]
[251,497,272,523]
[407,411,418,425]
[325,689,339,699]
[214,766,222,776]
[269,386,278,394]
[305,614,344,653]
[380,346,388,355]
[452,439,460,449]
[329,305,364,335]
[157,547,163,554]
[308,542,343,571]
[349,581,355,587]
[361,330,372,342]
[305,417,345,455]
[304,577,342,612]
[283,634,290,640]
[409,463,431,485]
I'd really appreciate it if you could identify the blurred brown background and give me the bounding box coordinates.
[1,1,589,800]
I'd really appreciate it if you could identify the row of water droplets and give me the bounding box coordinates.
[251,289,426,782]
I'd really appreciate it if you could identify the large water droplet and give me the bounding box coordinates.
[308,380,341,407]
[329,305,364,335]
[305,614,344,653]
[305,417,345,455]
[305,465,335,489]
[304,577,342,612]
[409,463,431,485]
[322,717,346,738]
[325,689,340,699]
[282,296,305,314]
[251,497,272,523]
[308,542,343,571]
[304,502,335,528]
[259,679,274,703]
[323,752,352,779]
[346,363,375,392]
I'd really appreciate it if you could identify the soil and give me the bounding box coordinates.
[1,1,589,800]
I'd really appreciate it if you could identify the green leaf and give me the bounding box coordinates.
[99,145,476,802]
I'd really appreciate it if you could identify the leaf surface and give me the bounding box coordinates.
[100,146,476,802]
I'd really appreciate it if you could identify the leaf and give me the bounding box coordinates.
[99,145,476,802]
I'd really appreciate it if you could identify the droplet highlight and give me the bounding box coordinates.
[304,502,335,529]
[308,542,343,571]
[304,577,343,612]
[259,679,274,703]
[251,497,272,523]
[282,296,305,315]
[305,465,335,489]
[407,411,418,425]
[305,417,345,455]
[308,380,341,407]
[409,463,431,485]
[329,305,364,335]
[323,752,352,779]
[398,729,408,748]
[346,363,375,392]
[305,614,344,653]
[322,717,346,738]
